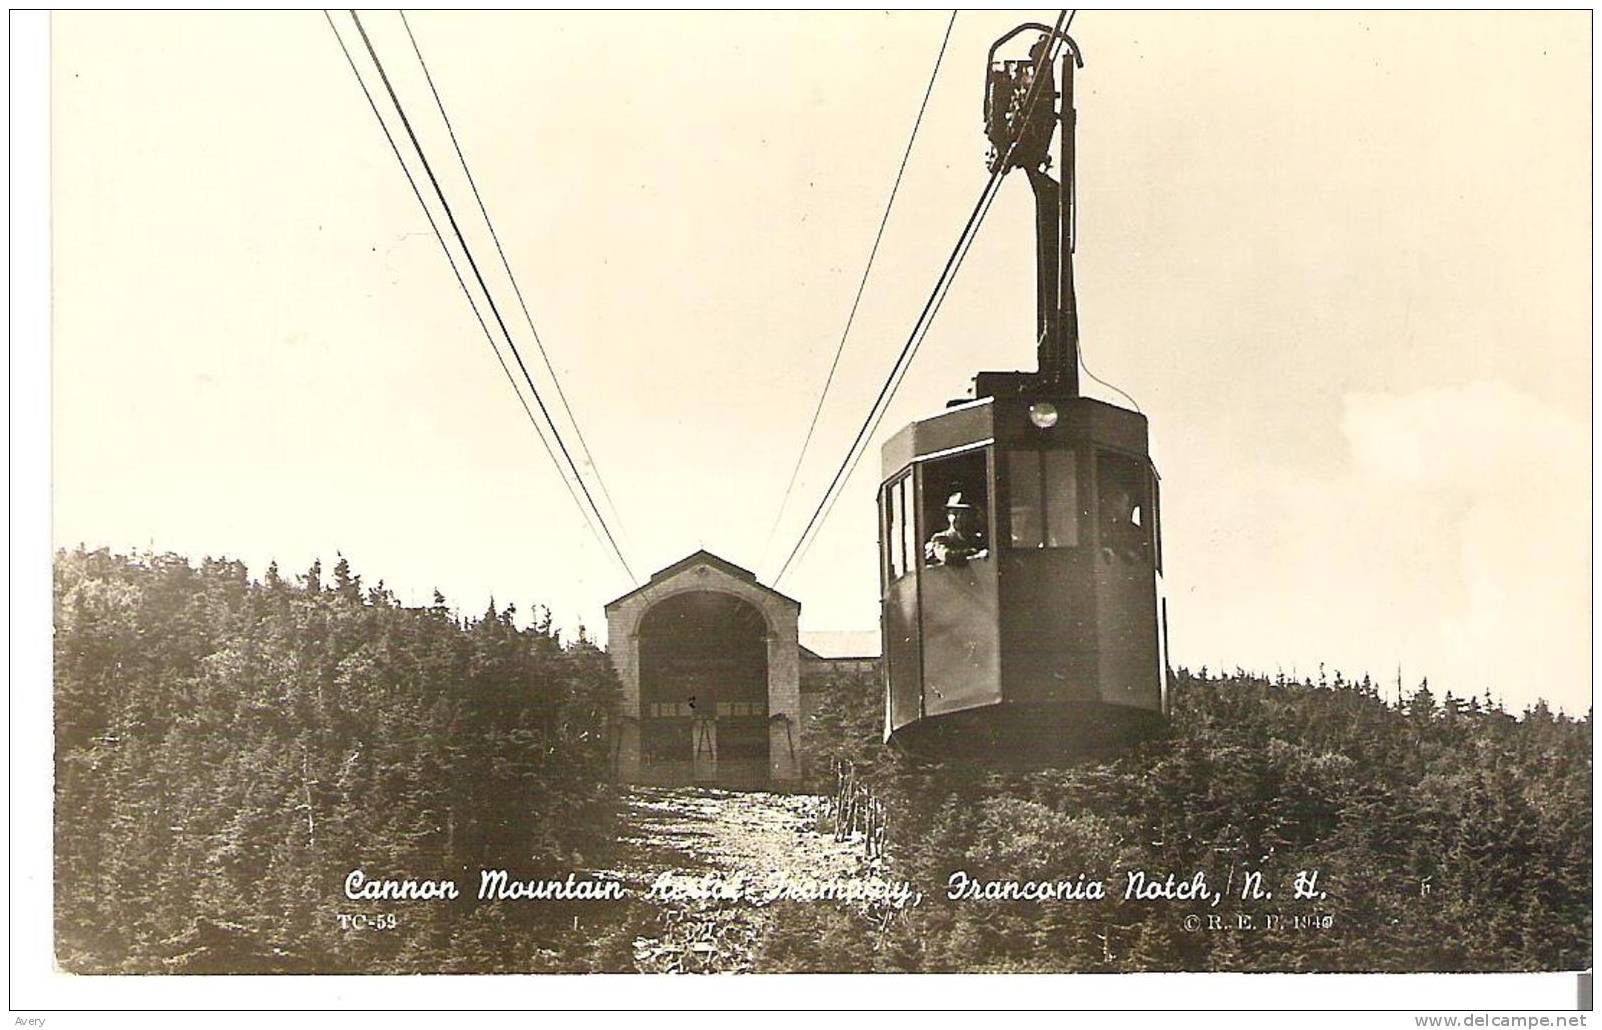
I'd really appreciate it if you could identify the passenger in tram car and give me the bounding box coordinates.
[1098,483,1145,563]
[925,490,989,567]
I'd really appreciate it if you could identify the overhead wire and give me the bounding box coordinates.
[1079,337,1142,413]
[321,11,610,559]
[396,10,636,554]
[1026,317,1142,414]
[346,10,638,585]
[760,10,958,568]
[773,9,1073,585]
[777,171,1007,581]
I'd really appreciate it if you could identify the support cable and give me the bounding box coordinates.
[322,11,609,558]
[761,10,958,565]
[348,10,637,584]
[397,10,635,552]
[773,10,1073,584]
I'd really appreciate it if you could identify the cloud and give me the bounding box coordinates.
[1168,381,1589,714]
[1342,381,1587,494]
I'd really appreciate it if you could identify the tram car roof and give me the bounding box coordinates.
[880,373,1151,480]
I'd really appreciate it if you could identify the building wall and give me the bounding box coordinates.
[605,559,802,787]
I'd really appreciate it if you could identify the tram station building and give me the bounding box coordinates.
[604,550,876,789]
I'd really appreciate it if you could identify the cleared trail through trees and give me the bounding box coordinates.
[605,786,880,973]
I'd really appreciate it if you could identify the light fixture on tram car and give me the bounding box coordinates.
[1027,401,1059,428]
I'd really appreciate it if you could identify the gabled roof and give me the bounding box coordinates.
[603,549,800,611]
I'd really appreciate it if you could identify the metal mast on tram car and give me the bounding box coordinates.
[984,22,1084,394]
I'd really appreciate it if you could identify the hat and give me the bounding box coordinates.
[945,492,975,510]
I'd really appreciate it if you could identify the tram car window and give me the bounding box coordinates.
[920,448,990,567]
[1096,450,1152,563]
[882,472,915,582]
[1007,448,1080,549]
[1149,469,1162,573]
[899,476,917,573]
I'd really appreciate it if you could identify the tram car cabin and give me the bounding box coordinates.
[878,376,1169,758]
[878,22,1170,761]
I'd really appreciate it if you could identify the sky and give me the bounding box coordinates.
[51,11,1590,714]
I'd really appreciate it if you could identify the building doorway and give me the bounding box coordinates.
[637,591,770,787]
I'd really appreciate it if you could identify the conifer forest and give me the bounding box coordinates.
[54,548,1590,973]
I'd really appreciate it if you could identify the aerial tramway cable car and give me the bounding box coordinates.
[880,23,1170,760]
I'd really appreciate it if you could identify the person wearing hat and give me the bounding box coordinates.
[1098,482,1144,563]
[925,490,988,567]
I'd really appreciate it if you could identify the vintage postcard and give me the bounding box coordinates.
[16,7,1594,1014]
